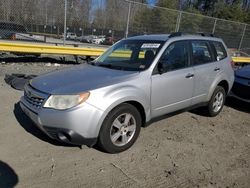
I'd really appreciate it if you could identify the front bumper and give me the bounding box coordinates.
[20,96,104,146]
[42,126,97,146]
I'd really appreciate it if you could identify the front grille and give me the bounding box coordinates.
[231,82,250,100]
[24,85,46,108]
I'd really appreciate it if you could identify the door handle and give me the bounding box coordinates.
[185,73,194,78]
[214,67,220,71]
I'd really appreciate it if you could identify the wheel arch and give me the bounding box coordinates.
[122,101,146,127]
[217,80,229,94]
[94,97,149,138]
[102,100,147,128]
[207,77,230,101]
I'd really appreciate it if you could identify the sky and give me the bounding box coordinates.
[146,0,156,5]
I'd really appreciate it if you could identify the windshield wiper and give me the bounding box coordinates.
[98,63,113,68]
[98,63,126,70]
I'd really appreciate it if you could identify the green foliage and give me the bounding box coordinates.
[193,0,218,15]
[247,12,250,23]
[149,5,179,33]
[131,0,250,36]
[157,0,179,9]
[132,1,179,34]
[132,6,154,33]
[179,12,215,33]
[214,3,248,23]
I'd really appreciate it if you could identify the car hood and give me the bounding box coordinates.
[235,65,250,79]
[30,64,139,95]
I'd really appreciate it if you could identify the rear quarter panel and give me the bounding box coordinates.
[207,56,234,101]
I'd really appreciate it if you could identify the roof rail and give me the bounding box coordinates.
[197,32,214,37]
[169,32,182,38]
[169,32,215,38]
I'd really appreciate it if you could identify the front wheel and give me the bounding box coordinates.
[98,103,141,153]
[207,86,226,117]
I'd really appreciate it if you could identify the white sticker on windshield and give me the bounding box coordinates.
[139,65,146,69]
[141,43,161,48]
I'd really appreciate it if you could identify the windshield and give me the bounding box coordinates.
[94,39,165,71]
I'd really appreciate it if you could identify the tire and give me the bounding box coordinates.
[207,86,226,117]
[98,103,141,153]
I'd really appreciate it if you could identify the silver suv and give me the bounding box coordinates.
[20,33,234,153]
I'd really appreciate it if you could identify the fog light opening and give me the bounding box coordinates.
[57,132,71,142]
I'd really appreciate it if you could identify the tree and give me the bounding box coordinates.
[191,0,218,16]
[130,5,153,34]
[214,3,248,22]
[157,0,179,9]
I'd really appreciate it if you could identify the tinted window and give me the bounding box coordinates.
[191,41,213,65]
[213,42,227,60]
[159,41,189,71]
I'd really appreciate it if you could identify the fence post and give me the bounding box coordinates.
[63,0,67,46]
[125,1,132,38]
[175,11,182,32]
[238,24,247,50]
[212,18,217,34]
[57,26,60,37]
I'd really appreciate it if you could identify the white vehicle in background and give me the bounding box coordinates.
[92,35,106,44]
[66,32,77,40]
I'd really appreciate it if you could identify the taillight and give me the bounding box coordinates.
[10,34,16,40]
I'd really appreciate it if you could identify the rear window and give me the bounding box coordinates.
[191,41,213,65]
[212,42,227,61]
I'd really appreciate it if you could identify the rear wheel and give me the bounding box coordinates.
[98,103,141,153]
[207,86,226,117]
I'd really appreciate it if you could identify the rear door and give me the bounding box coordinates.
[190,40,221,104]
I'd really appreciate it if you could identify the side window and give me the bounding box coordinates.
[159,41,188,71]
[213,42,227,61]
[191,41,213,65]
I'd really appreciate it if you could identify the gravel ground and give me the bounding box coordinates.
[0,58,250,188]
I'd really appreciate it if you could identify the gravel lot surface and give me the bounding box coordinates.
[0,58,249,188]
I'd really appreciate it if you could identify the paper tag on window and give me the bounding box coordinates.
[139,65,146,69]
[141,43,160,48]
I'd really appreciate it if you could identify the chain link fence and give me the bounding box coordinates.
[0,0,249,52]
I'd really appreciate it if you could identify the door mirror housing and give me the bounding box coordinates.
[157,61,168,74]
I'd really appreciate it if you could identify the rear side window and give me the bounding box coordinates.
[191,41,213,65]
[212,42,227,61]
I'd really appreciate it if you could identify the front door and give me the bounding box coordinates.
[151,40,194,118]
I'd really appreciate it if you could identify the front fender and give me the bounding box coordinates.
[86,85,151,136]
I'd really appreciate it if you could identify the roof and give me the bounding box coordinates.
[127,33,222,42]
[127,34,170,41]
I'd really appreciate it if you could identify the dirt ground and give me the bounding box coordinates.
[0,59,250,188]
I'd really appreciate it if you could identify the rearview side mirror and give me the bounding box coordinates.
[157,61,168,74]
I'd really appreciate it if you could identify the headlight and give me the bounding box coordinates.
[43,92,90,110]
